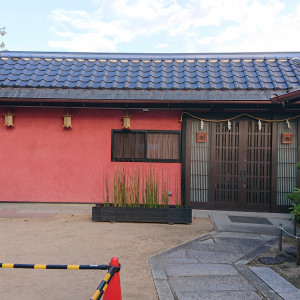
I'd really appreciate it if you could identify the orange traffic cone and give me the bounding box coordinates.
[103,257,122,300]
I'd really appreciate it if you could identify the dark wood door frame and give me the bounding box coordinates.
[184,117,274,212]
[183,117,212,209]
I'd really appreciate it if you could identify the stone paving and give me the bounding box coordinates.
[250,267,300,300]
[150,215,300,300]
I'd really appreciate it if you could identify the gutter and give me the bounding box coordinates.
[0,97,273,105]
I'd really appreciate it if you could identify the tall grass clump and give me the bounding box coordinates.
[143,166,159,207]
[113,167,127,207]
[175,175,181,208]
[104,172,110,207]
[103,165,181,208]
[161,170,169,208]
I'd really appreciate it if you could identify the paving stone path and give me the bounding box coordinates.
[150,231,300,300]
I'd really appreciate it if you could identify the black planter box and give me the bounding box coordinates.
[92,205,192,224]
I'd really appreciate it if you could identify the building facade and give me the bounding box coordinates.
[0,51,300,212]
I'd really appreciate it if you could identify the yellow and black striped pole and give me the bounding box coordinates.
[0,258,121,300]
[0,263,109,270]
[90,265,115,300]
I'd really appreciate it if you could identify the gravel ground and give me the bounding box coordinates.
[0,213,213,300]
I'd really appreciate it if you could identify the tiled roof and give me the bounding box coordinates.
[0,51,300,102]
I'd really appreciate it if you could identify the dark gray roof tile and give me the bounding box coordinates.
[234,71,246,78]
[232,65,244,72]
[113,82,124,89]
[273,76,285,83]
[124,82,136,89]
[78,81,92,89]
[134,81,144,89]
[276,82,289,89]
[198,82,210,89]
[187,77,198,84]
[264,81,276,89]
[248,76,260,83]
[187,82,198,89]
[279,64,293,71]
[236,77,248,84]
[245,66,256,72]
[175,77,186,84]
[268,65,281,73]
[272,71,283,77]
[0,52,299,93]
[52,80,66,88]
[14,79,28,87]
[288,76,300,83]
[248,82,261,89]
[282,70,295,77]
[38,80,53,88]
[28,80,41,87]
[64,81,77,88]
[211,77,222,84]
[223,77,235,84]
[261,76,273,83]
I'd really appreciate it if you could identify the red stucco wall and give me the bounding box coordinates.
[0,107,182,204]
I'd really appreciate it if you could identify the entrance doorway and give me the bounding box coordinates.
[185,118,274,211]
[210,119,271,211]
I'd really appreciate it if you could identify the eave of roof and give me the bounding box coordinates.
[0,87,285,103]
[271,87,300,104]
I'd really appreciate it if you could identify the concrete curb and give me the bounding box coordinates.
[235,264,283,300]
[149,257,174,300]
[233,237,283,300]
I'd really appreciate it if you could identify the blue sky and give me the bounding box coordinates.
[1,0,300,53]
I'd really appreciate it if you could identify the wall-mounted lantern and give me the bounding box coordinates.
[63,114,72,128]
[122,115,131,129]
[4,111,14,127]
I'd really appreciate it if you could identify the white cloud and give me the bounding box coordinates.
[155,43,168,49]
[49,33,117,52]
[191,0,300,52]
[48,0,300,53]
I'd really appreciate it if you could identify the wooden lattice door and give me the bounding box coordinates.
[210,119,272,211]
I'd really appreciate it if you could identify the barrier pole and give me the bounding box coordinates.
[103,257,122,300]
[279,224,282,251]
[297,235,300,265]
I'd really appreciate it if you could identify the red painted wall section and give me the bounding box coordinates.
[0,108,182,204]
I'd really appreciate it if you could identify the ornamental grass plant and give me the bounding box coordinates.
[104,165,181,208]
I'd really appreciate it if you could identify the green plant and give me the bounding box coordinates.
[0,27,6,50]
[161,171,169,208]
[175,175,181,208]
[287,161,300,223]
[113,167,127,207]
[287,188,300,204]
[289,202,300,223]
[104,173,110,207]
[105,165,181,208]
[144,167,159,207]
[133,169,140,207]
